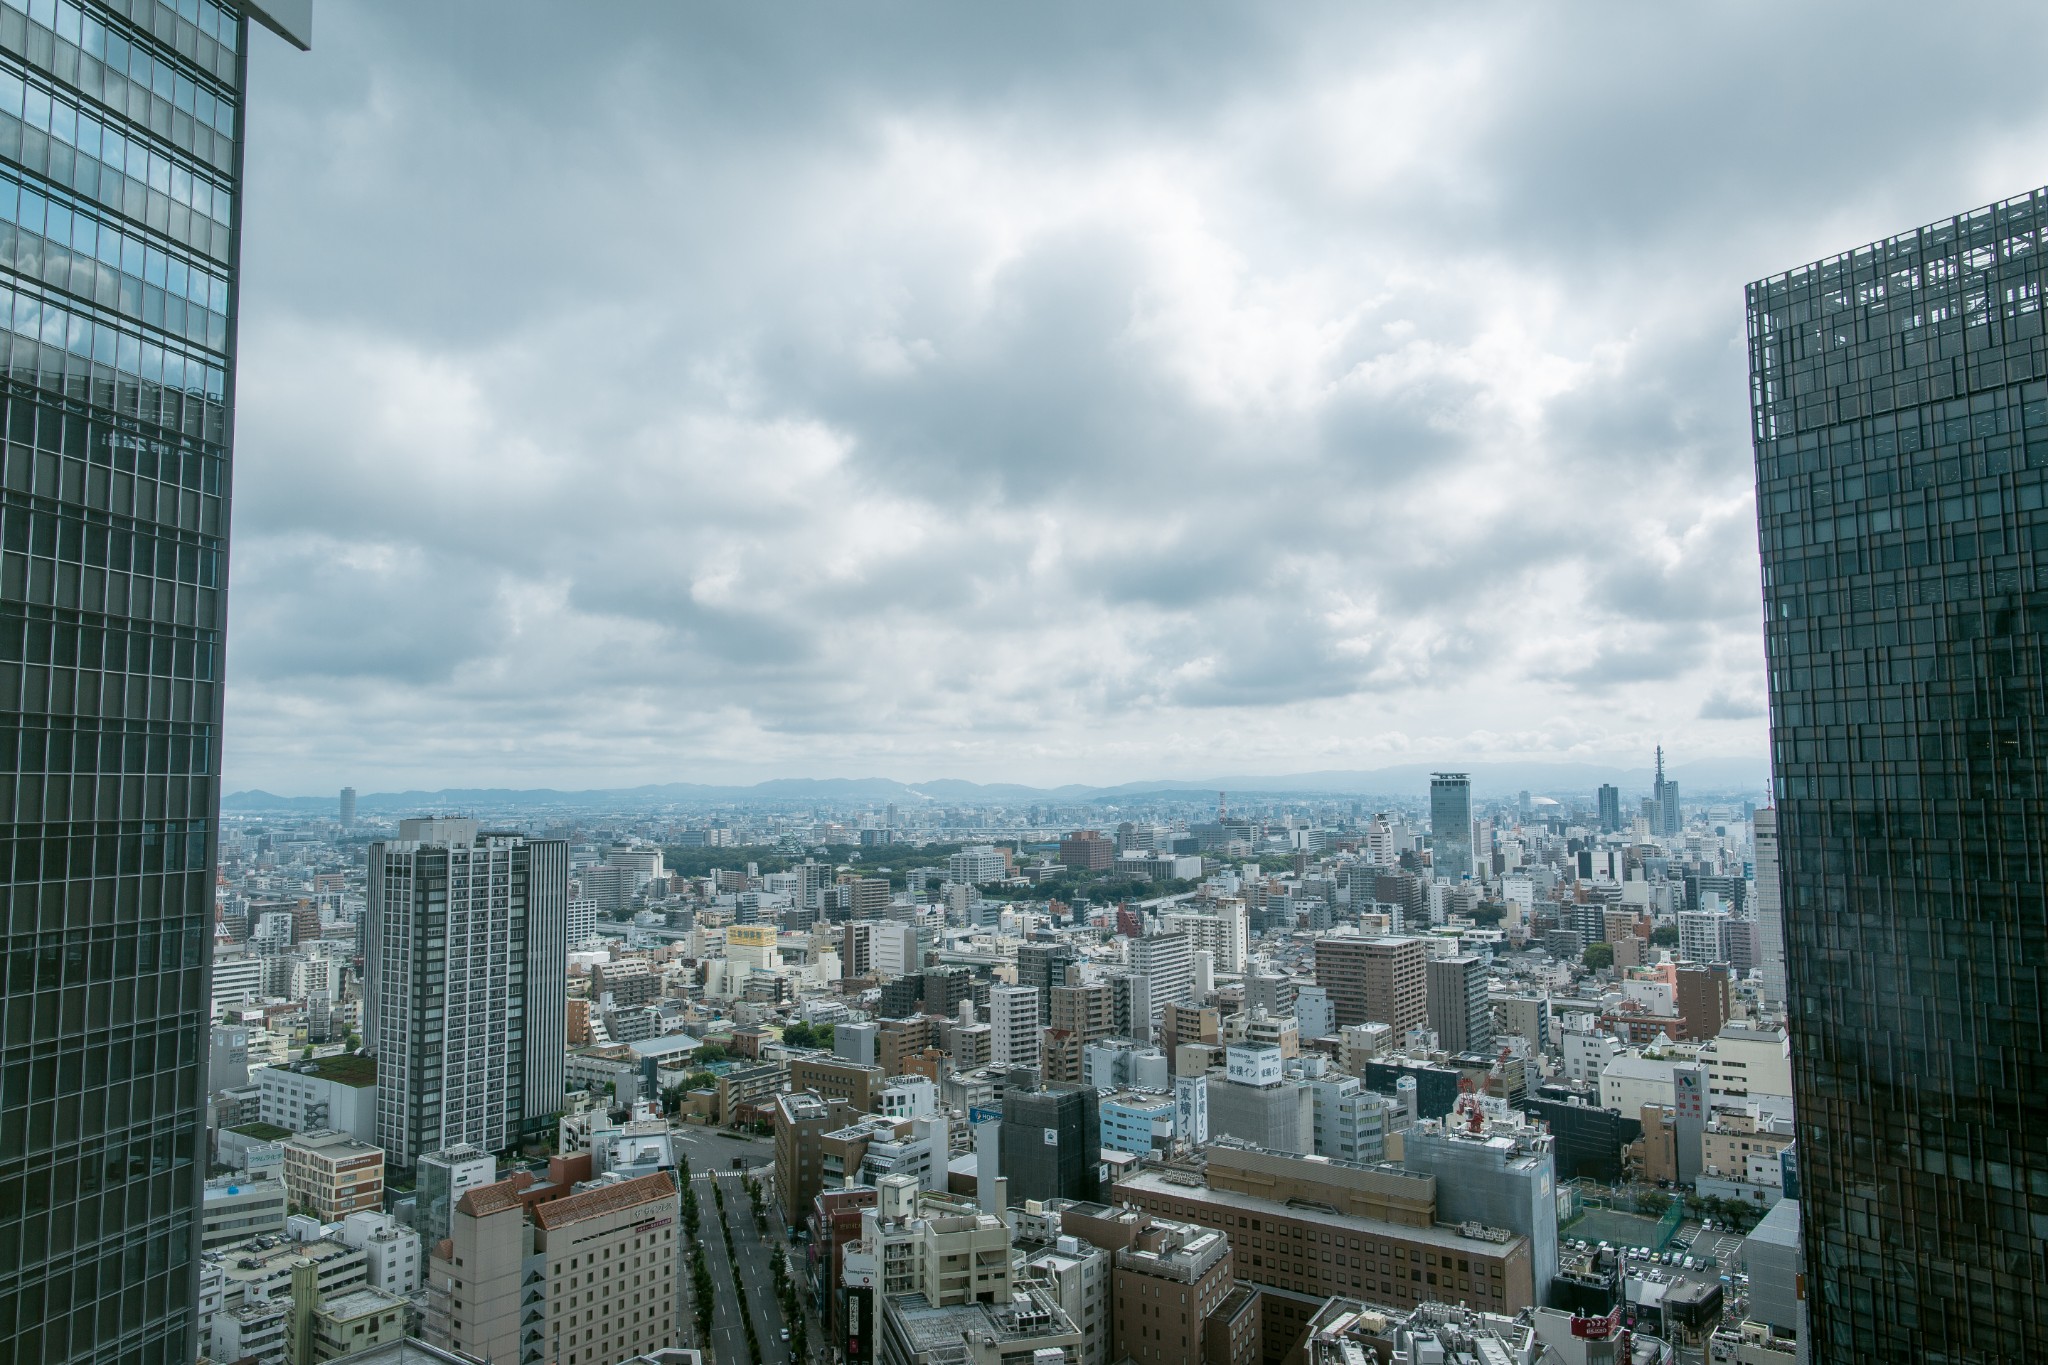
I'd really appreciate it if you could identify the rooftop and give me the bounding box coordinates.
[314,1339,480,1364]
[1744,1197,1800,1250]
[229,1122,293,1142]
[456,1175,533,1219]
[322,1286,409,1321]
[280,1053,378,1088]
[531,1172,677,1229]
[1116,1169,1522,1257]
[889,1288,1077,1356]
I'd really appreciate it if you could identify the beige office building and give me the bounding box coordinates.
[282,1130,385,1223]
[432,1172,681,1365]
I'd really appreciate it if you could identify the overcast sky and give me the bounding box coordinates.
[220,2,2048,793]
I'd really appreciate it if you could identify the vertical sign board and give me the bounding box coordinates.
[846,1283,875,1365]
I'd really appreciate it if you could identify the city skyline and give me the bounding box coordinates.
[216,2,2048,793]
[12,7,2048,1365]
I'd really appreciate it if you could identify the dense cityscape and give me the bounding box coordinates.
[198,761,1781,1365]
[4,4,2046,1365]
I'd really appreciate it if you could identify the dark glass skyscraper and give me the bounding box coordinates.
[1428,770,1472,880]
[1748,190,2048,1360]
[0,3,304,1361]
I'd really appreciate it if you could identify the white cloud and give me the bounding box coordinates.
[220,1,2048,791]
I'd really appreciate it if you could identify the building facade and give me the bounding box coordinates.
[989,983,1041,1069]
[1751,808,1787,1009]
[1428,773,1473,881]
[431,1171,681,1365]
[281,1128,384,1223]
[1750,193,2048,1356]
[1001,1085,1101,1205]
[1424,955,1491,1055]
[0,3,310,1357]
[1315,936,1427,1033]
[365,818,568,1170]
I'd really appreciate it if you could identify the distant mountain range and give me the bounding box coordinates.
[224,757,1768,814]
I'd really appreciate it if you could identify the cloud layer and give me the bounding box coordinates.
[222,2,2048,791]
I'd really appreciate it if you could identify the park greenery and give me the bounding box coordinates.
[779,1020,836,1050]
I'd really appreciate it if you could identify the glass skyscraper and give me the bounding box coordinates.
[1428,770,1472,881]
[1748,189,2048,1360]
[0,3,304,1361]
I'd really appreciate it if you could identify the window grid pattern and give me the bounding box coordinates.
[0,2,240,1361]
[1748,187,2048,1361]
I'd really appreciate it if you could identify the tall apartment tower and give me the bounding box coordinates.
[338,784,356,826]
[1425,954,1492,1055]
[0,5,309,1361]
[1747,189,2048,1359]
[1315,934,1427,1033]
[1428,772,1473,881]
[366,818,569,1172]
[1129,931,1194,1013]
[989,983,1041,1069]
[1596,783,1621,833]
[1751,808,1787,1010]
[1016,941,1081,1014]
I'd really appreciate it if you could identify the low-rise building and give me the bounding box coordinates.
[1018,1237,1111,1365]
[879,1286,1082,1365]
[281,1130,385,1223]
[1112,1145,1537,1317]
[1111,1219,1240,1365]
[1101,1091,1176,1157]
[1205,1045,1311,1155]
[202,1175,288,1249]
[337,1209,424,1296]
[256,1053,379,1142]
[211,1299,288,1365]
[286,1257,409,1364]
[1702,1104,1796,1185]
[790,1054,888,1112]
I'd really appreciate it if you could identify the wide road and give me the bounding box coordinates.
[691,1167,793,1365]
[671,1124,777,1172]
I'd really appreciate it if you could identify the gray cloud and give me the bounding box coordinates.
[220,1,2047,790]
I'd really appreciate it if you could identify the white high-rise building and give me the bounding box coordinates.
[1295,985,1335,1041]
[1753,808,1787,1010]
[1678,909,1734,966]
[566,896,598,947]
[366,819,567,1170]
[990,985,1041,1069]
[1129,932,1194,1018]
[947,845,1010,885]
[211,951,265,1020]
[1160,901,1249,973]
[605,843,667,889]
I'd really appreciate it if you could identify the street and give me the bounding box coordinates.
[671,1124,777,1171]
[687,1158,796,1365]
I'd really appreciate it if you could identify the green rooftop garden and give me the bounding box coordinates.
[229,1122,292,1142]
